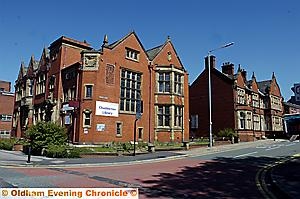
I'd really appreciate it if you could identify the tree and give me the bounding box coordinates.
[25,121,67,155]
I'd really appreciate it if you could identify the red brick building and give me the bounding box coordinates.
[13,32,189,144]
[0,80,14,138]
[189,56,284,141]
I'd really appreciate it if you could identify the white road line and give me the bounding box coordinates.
[265,146,280,151]
[234,151,258,158]
[286,143,296,147]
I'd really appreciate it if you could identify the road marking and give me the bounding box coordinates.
[286,143,296,147]
[265,146,280,151]
[256,146,267,149]
[233,151,258,158]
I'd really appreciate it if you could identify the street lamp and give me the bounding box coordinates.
[208,42,234,148]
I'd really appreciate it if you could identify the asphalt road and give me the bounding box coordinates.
[0,140,299,199]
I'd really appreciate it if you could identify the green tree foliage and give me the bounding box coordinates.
[25,121,67,154]
[217,128,237,138]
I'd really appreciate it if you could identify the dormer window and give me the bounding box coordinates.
[126,48,139,61]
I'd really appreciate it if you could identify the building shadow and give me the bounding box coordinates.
[137,156,281,199]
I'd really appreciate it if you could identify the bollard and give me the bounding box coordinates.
[27,146,31,163]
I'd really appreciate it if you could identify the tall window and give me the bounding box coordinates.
[36,74,46,95]
[120,69,142,112]
[252,93,259,108]
[85,85,93,99]
[254,114,260,130]
[83,112,91,127]
[158,105,170,127]
[174,74,182,95]
[174,106,182,127]
[239,112,245,129]
[246,112,252,129]
[191,115,199,129]
[116,122,122,136]
[28,79,34,96]
[237,88,245,104]
[158,72,170,93]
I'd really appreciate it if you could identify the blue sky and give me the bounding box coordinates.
[0,0,299,100]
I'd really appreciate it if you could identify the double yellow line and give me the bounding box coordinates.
[255,153,300,198]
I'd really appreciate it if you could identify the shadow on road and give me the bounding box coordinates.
[138,156,282,199]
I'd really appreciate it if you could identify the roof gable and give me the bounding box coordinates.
[148,37,184,69]
[104,31,147,54]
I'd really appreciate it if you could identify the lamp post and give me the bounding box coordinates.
[208,42,234,148]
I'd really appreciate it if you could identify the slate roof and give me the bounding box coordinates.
[146,44,164,61]
[257,80,272,94]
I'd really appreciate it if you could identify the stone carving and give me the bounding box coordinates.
[84,55,98,68]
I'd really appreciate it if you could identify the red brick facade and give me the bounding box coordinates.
[13,32,189,144]
[0,80,14,138]
[190,56,284,141]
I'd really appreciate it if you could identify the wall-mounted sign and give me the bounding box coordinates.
[96,124,105,131]
[95,101,119,117]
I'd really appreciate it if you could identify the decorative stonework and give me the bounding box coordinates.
[83,54,98,69]
[106,64,115,85]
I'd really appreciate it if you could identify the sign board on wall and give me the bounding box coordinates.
[96,124,105,131]
[95,101,119,117]
[295,84,300,102]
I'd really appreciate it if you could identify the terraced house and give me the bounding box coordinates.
[190,56,284,141]
[12,32,189,144]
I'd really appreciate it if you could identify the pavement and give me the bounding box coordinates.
[0,139,299,198]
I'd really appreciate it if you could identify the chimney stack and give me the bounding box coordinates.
[205,55,216,69]
[222,62,234,76]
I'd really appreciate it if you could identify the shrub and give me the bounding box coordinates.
[0,139,15,150]
[45,144,80,158]
[25,121,67,155]
[217,128,237,138]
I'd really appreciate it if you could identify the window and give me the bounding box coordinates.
[85,85,93,98]
[158,105,170,127]
[252,93,259,108]
[138,128,143,140]
[174,106,183,127]
[49,75,55,90]
[0,130,10,138]
[83,111,91,127]
[116,122,122,136]
[158,72,170,93]
[239,112,246,129]
[126,48,139,61]
[271,95,281,111]
[237,88,245,104]
[0,115,12,121]
[106,64,115,85]
[174,73,182,95]
[120,69,142,112]
[246,112,252,129]
[253,114,260,130]
[28,79,34,96]
[191,115,199,129]
[36,74,46,95]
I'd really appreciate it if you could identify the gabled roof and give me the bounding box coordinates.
[257,80,272,94]
[104,31,147,54]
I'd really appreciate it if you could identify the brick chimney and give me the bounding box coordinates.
[205,55,216,69]
[222,62,234,76]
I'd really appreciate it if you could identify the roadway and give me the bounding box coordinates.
[0,139,299,198]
